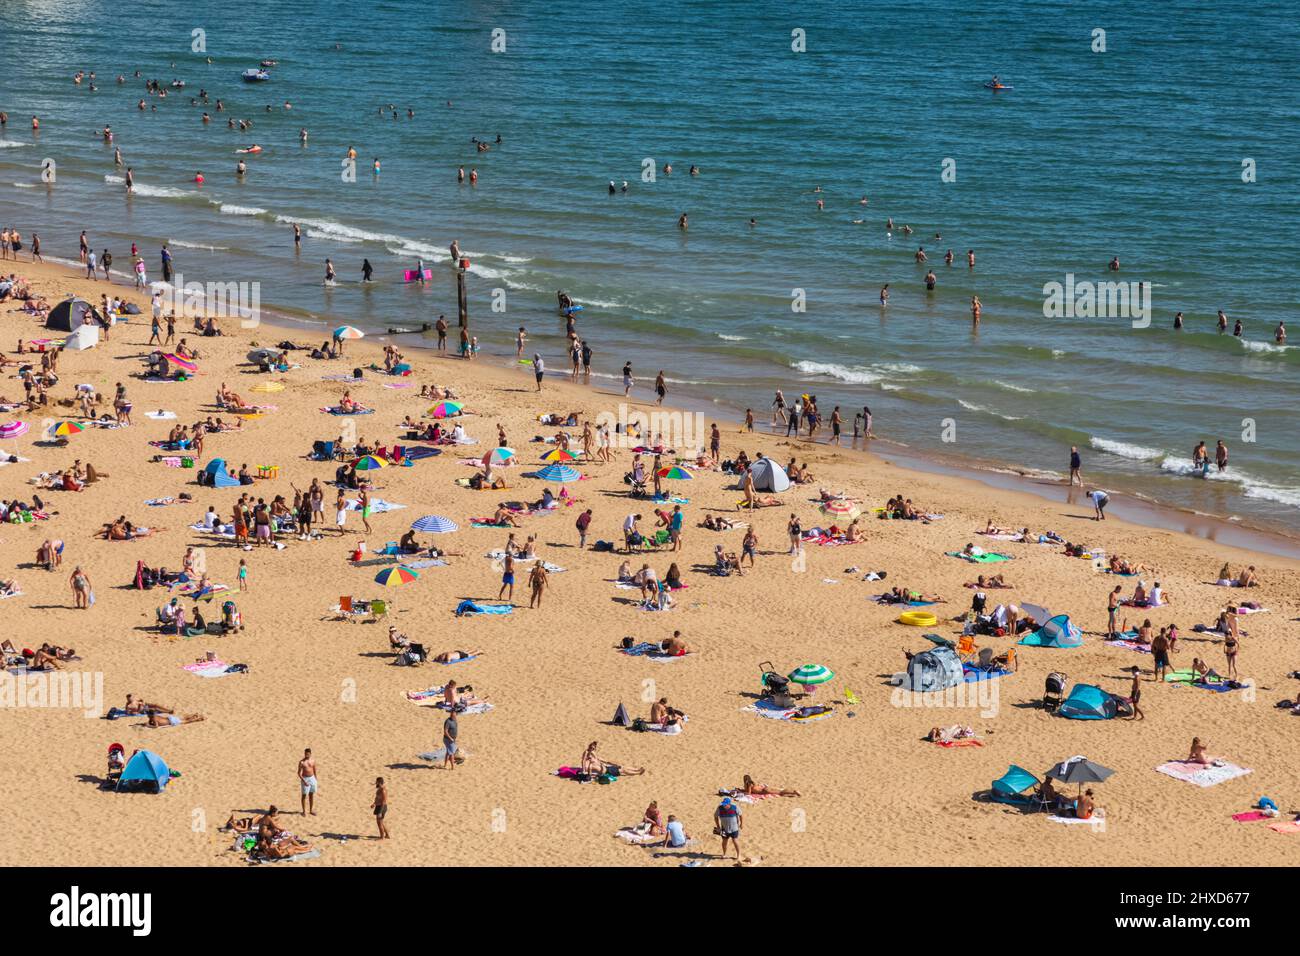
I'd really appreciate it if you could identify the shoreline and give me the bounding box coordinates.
[22,251,1300,561]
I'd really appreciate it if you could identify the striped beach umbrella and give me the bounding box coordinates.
[352,455,387,471]
[820,500,860,521]
[788,663,835,685]
[374,566,419,587]
[426,401,464,418]
[535,464,580,483]
[333,325,365,340]
[410,515,458,534]
[163,353,198,372]
[49,421,85,437]
[538,447,579,463]
[540,447,579,463]
[0,421,28,439]
[655,466,694,480]
[482,447,516,467]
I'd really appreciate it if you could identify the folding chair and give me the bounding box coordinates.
[955,633,977,661]
[369,599,389,622]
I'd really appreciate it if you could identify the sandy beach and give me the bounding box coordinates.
[2,256,1298,868]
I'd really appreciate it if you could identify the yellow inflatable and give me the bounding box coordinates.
[897,610,938,627]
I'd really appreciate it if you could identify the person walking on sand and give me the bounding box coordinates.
[298,748,318,815]
[358,488,372,534]
[372,777,390,839]
[714,796,743,860]
[528,560,549,609]
[787,513,803,555]
[576,508,593,549]
[1069,445,1082,486]
[654,371,667,406]
[533,353,545,391]
[442,711,459,771]
[1107,584,1122,638]
[498,551,515,602]
[69,566,92,609]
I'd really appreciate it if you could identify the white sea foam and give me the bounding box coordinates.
[994,380,1035,393]
[105,174,188,198]
[1158,457,1300,507]
[1090,437,1164,461]
[307,228,362,243]
[0,140,30,148]
[12,182,34,189]
[958,399,1023,421]
[792,360,919,386]
[717,334,748,341]
[169,239,229,251]
[1240,339,1289,354]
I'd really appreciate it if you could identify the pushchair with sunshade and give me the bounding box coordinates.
[758,661,794,707]
[1043,672,1068,713]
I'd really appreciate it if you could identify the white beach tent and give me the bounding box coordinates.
[64,324,100,351]
[748,455,790,493]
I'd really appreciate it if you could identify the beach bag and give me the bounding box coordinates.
[631,717,648,733]
[593,540,614,552]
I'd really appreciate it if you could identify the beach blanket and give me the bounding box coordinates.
[742,699,834,723]
[1163,669,1235,692]
[1155,760,1252,788]
[470,520,510,528]
[435,654,477,665]
[962,665,1011,682]
[182,659,242,678]
[614,825,670,846]
[621,642,689,663]
[404,687,494,714]
[321,406,374,416]
[346,497,404,513]
[145,497,176,507]
[249,847,322,864]
[485,551,565,573]
[419,746,469,762]
[934,738,984,748]
[945,551,1012,563]
[1048,811,1105,826]
[1232,810,1273,822]
[1104,639,1152,653]
[144,410,177,420]
[871,594,935,606]
[402,558,449,570]
[1267,820,1300,834]
[454,599,513,616]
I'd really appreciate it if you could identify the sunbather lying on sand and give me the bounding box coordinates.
[1215,563,1258,587]
[964,574,1010,589]
[740,774,799,797]
[700,514,739,531]
[225,807,280,833]
[926,725,977,744]
[432,649,483,664]
[580,740,645,777]
[147,711,206,727]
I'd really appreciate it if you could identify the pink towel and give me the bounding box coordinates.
[1232,810,1270,822]
[1267,820,1300,834]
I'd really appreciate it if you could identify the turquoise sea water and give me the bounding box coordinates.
[1,0,1298,531]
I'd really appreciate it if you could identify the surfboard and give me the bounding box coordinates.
[984,83,1014,90]
[403,269,434,282]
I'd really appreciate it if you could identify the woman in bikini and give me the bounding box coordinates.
[741,774,799,797]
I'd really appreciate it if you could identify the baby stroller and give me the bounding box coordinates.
[758,661,794,708]
[106,743,126,784]
[1043,672,1068,713]
[624,471,647,497]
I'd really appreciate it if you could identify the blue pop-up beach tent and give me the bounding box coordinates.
[1057,684,1119,720]
[1018,613,1084,648]
[116,749,172,792]
[200,458,240,488]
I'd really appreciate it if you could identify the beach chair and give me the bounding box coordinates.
[369,599,388,622]
[375,445,389,460]
[392,445,407,463]
[955,634,977,662]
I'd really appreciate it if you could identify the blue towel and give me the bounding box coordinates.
[455,599,513,616]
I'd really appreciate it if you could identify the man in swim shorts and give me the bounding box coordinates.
[298,747,318,815]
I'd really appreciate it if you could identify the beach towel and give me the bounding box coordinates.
[144,410,177,420]
[402,558,449,570]
[454,599,513,616]
[614,826,671,846]
[251,848,322,864]
[945,551,1012,563]
[321,406,374,415]
[1267,820,1300,834]
[182,659,242,678]
[1163,669,1236,692]
[419,746,469,762]
[1048,811,1105,826]
[742,699,834,723]
[485,551,565,573]
[621,642,688,663]
[935,738,984,748]
[1232,810,1272,822]
[347,497,404,513]
[145,497,175,507]
[1155,759,1252,788]
[962,665,1011,682]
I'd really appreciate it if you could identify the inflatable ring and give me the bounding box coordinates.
[898,610,938,627]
